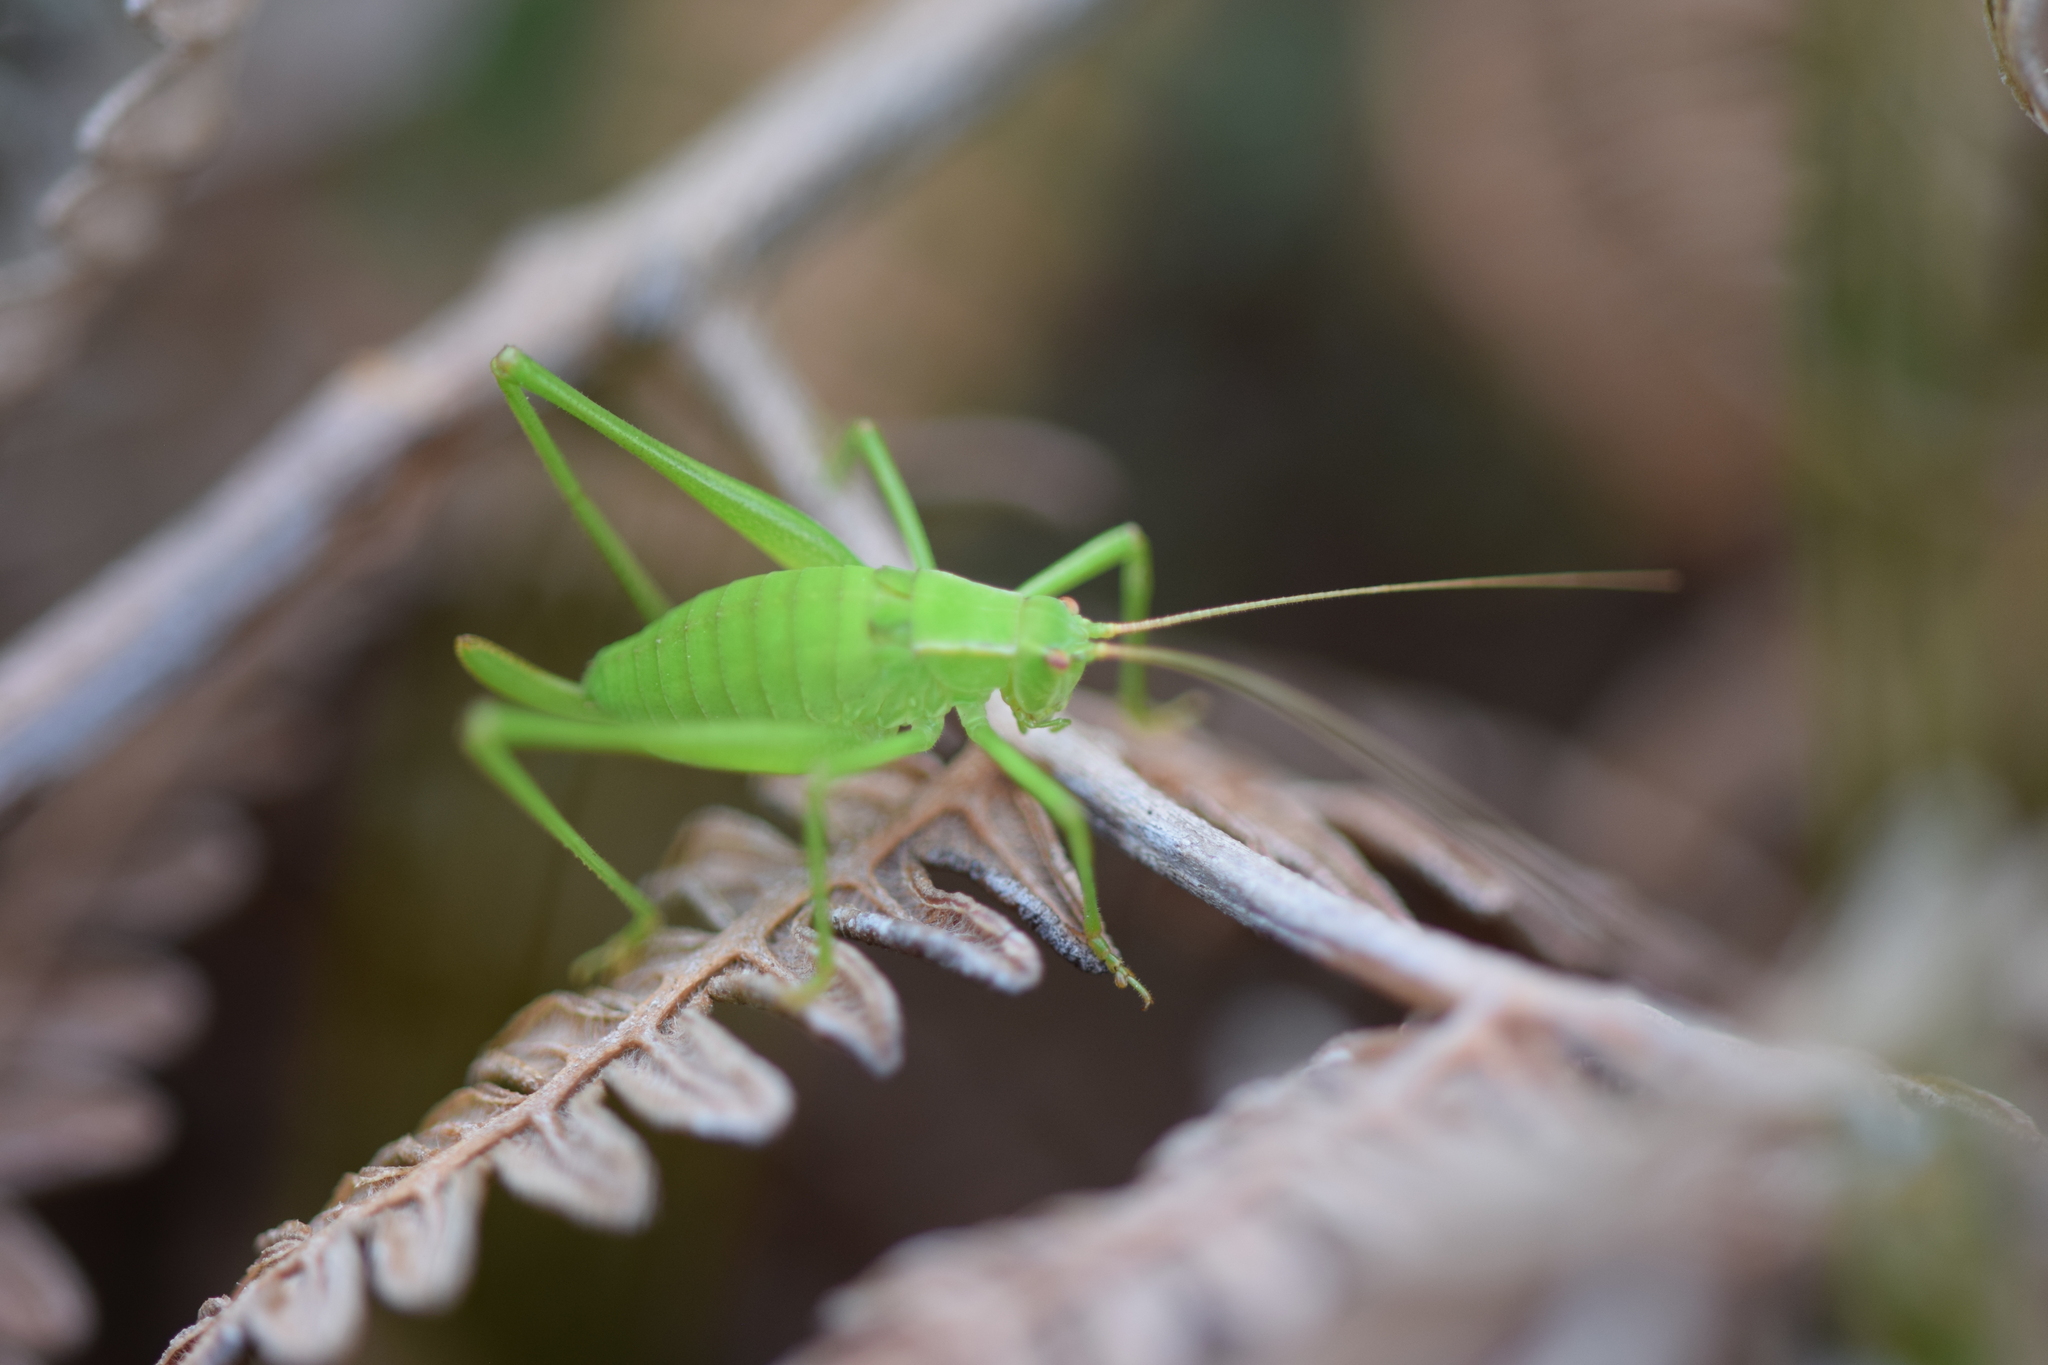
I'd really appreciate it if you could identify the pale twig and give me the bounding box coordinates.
[994,704,1842,1102]
[0,0,1115,811]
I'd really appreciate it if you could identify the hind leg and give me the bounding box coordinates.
[461,704,929,981]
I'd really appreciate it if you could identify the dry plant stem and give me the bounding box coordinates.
[1003,708,1815,1094]
[0,0,1118,812]
[680,299,910,567]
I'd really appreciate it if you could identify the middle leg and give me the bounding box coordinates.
[785,718,946,1005]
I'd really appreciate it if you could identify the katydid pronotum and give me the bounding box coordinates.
[458,346,1675,1005]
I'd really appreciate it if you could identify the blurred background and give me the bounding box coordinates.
[6,0,2048,1359]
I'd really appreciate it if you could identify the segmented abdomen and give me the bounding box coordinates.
[581,566,935,732]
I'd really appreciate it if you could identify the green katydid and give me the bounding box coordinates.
[458,346,1676,1004]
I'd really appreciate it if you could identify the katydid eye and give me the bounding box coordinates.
[1046,650,1072,671]
[1059,596,1080,613]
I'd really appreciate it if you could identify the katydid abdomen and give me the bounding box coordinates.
[580,565,1085,736]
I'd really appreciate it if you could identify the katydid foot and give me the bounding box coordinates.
[1090,934,1152,1008]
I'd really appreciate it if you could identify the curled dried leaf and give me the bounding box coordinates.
[241,1228,364,1365]
[162,692,1759,1365]
[750,744,1097,984]
[361,1163,486,1317]
[706,937,904,1079]
[490,1084,657,1233]
[599,1008,793,1144]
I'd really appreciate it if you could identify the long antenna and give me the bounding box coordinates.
[1090,570,1680,638]
[1090,642,1489,818]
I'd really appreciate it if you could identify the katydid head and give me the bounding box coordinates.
[1005,592,1095,728]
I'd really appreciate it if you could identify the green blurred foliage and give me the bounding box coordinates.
[1795,0,2048,841]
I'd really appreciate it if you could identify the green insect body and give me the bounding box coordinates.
[459,345,1674,1006]
[579,566,1091,740]
[459,346,1155,1003]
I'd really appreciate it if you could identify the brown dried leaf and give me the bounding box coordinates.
[1292,778,1746,999]
[240,1227,364,1365]
[158,743,1102,1365]
[1101,722,1412,917]
[0,439,499,1365]
[360,1161,486,1317]
[490,1084,658,1234]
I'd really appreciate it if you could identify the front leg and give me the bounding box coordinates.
[1016,522,1154,718]
[956,705,1151,1006]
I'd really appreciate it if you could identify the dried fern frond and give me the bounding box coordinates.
[784,1003,1869,1365]
[1074,692,1748,1001]
[156,745,1095,1365]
